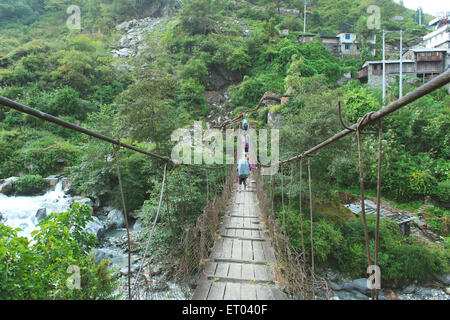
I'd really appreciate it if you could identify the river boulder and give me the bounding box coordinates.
[342,278,371,296]
[84,216,106,239]
[35,208,47,223]
[0,177,18,196]
[94,248,128,268]
[44,175,59,189]
[71,197,94,208]
[434,273,450,286]
[105,208,125,230]
[61,177,73,194]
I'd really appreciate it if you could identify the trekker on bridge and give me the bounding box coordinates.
[242,119,249,136]
[245,140,249,154]
[237,156,256,192]
[243,119,248,131]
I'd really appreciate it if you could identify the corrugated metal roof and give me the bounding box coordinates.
[410,48,447,52]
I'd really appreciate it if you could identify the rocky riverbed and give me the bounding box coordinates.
[321,268,450,300]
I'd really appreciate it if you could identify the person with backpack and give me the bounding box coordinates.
[243,119,248,131]
[237,155,256,192]
[245,140,249,154]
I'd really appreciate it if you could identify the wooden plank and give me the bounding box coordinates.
[210,238,224,259]
[224,282,241,300]
[208,282,226,300]
[221,238,233,260]
[225,227,261,231]
[215,263,229,278]
[241,264,255,280]
[254,264,272,282]
[253,241,265,262]
[192,280,212,300]
[206,276,273,284]
[203,261,217,276]
[241,240,253,261]
[256,285,275,300]
[241,284,257,300]
[231,239,242,260]
[228,263,242,279]
[213,258,266,265]
[220,235,266,242]
[243,229,252,238]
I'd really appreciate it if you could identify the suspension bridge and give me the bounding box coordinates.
[0,69,449,300]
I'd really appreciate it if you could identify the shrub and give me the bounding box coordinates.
[18,134,81,176]
[0,204,120,299]
[14,174,48,195]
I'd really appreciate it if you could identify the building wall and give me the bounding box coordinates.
[368,74,396,87]
[424,25,449,48]
[416,60,445,74]
[337,32,357,43]
[340,43,360,55]
[322,41,340,55]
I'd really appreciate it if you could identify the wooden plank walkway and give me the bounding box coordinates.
[192,178,288,300]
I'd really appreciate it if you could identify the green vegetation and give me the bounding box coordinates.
[0,0,448,298]
[14,174,48,195]
[0,204,120,299]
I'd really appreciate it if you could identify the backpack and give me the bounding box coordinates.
[245,142,249,148]
[237,159,250,177]
[243,120,248,130]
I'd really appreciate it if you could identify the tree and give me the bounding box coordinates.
[179,0,221,35]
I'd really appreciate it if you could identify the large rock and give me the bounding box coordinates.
[61,177,73,193]
[94,248,127,268]
[343,278,371,296]
[35,208,47,223]
[0,177,18,196]
[403,284,417,294]
[434,274,450,286]
[84,217,106,239]
[71,197,94,208]
[335,290,369,300]
[133,219,143,231]
[106,208,125,229]
[45,175,59,189]
[328,281,344,291]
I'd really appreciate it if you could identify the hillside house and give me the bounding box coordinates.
[357,60,416,87]
[423,14,450,71]
[403,48,447,82]
[296,33,316,44]
[320,35,340,55]
[337,32,359,56]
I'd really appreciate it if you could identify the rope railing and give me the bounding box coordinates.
[0,95,226,171]
[0,94,234,301]
[252,70,449,300]
[273,69,450,166]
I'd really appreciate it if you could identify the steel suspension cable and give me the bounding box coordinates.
[112,142,132,300]
[270,70,450,167]
[307,158,315,299]
[132,163,168,299]
[299,159,306,260]
[0,95,226,171]
[356,117,374,300]
[374,120,383,300]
